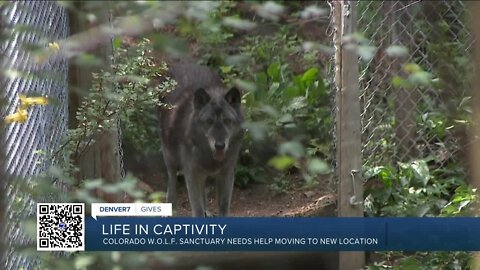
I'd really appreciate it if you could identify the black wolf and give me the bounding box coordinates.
[158,62,244,217]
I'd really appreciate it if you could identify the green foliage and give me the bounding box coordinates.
[4,1,334,269]
[343,33,377,61]
[234,163,266,188]
[391,63,434,89]
[364,159,475,217]
[233,28,332,187]
[362,12,475,266]
[176,2,333,189]
[18,170,155,270]
[177,1,235,66]
[244,61,331,183]
[55,38,175,175]
[367,251,471,270]
[25,36,174,270]
[113,38,176,155]
[8,2,475,270]
[239,28,305,71]
[269,175,296,194]
[30,249,155,270]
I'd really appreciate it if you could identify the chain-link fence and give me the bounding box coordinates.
[1,2,69,269]
[1,4,7,265]
[0,0,475,268]
[357,0,473,167]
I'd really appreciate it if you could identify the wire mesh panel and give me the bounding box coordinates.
[1,2,69,269]
[357,0,473,167]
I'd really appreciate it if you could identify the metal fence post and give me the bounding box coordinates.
[334,1,365,269]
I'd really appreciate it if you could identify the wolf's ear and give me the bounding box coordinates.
[225,87,241,108]
[194,88,210,110]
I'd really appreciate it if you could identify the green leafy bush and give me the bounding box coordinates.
[364,159,475,217]
[229,29,332,188]
[114,38,177,155]
[367,251,471,270]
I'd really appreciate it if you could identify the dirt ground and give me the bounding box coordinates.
[132,167,337,218]
[125,155,339,269]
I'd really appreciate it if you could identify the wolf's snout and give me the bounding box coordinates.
[212,141,228,161]
[215,142,226,150]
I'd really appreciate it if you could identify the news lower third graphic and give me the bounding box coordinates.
[37,203,480,252]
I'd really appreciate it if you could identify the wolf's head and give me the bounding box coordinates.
[193,87,243,161]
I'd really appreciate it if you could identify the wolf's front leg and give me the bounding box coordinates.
[162,148,179,208]
[216,168,235,216]
[184,168,208,217]
[165,168,177,207]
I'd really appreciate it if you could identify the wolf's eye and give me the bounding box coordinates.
[224,118,232,125]
[206,118,214,125]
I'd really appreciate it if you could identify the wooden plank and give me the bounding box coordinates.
[470,2,480,201]
[470,2,480,269]
[334,1,365,269]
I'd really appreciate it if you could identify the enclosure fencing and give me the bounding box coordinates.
[0,1,475,270]
[1,2,69,270]
[331,1,473,269]
[357,0,473,167]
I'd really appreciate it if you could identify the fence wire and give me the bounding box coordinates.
[0,0,475,268]
[1,2,69,270]
[357,0,473,167]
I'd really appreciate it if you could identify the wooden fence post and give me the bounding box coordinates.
[334,1,365,269]
[68,2,121,202]
[470,2,480,268]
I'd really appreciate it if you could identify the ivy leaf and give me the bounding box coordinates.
[84,179,104,190]
[234,79,257,92]
[307,158,330,175]
[385,45,408,58]
[357,45,377,61]
[287,97,307,111]
[112,37,122,50]
[279,141,305,159]
[410,160,431,186]
[223,17,256,31]
[403,63,422,73]
[219,65,233,74]
[75,255,95,269]
[255,1,285,21]
[300,5,328,19]
[301,67,319,86]
[409,71,433,87]
[268,155,296,170]
[392,75,413,89]
[416,204,431,217]
[242,121,268,141]
[267,62,281,81]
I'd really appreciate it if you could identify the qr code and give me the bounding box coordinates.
[37,203,85,251]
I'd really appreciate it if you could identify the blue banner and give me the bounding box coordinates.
[85,217,480,251]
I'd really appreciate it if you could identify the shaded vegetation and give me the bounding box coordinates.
[0,1,476,269]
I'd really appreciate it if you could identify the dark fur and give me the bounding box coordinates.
[159,62,244,216]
